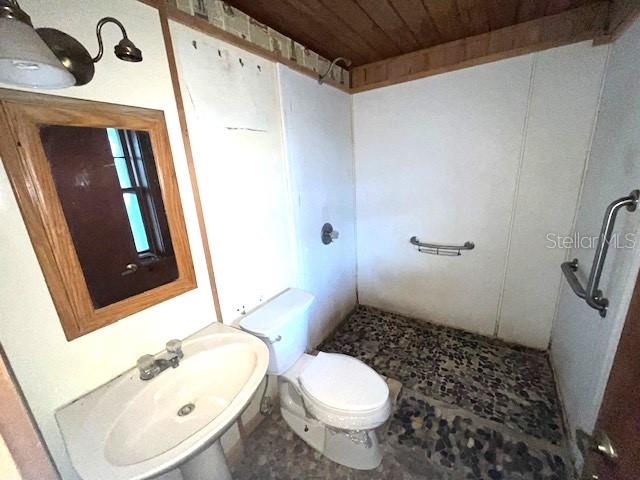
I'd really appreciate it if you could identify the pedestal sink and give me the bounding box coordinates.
[56,323,269,480]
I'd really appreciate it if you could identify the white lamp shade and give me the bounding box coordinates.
[0,17,75,89]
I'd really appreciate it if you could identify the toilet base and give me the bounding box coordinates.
[280,402,383,470]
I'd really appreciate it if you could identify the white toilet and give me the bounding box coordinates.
[239,288,391,470]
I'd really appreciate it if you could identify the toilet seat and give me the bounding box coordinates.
[297,352,391,430]
[299,352,389,411]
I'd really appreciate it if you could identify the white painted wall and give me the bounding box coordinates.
[0,1,218,479]
[171,19,356,453]
[498,44,609,347]
[354,55,531,338]
[551,15,640,442]
[171,22,297,322]
[353,42,608,348]
[171,24,356,345]
[277,66,357,347]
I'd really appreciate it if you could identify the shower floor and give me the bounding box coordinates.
[230,306,570,480]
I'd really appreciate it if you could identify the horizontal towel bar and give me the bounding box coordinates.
[410,236,475,256]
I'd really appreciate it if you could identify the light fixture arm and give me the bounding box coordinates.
[92,17,130,63]
[0,0,31,25]
[318,56,352,85]
[0,4,142,88]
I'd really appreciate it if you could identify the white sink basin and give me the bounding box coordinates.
[56,324,269,480]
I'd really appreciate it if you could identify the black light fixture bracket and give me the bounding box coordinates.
[92,17,143,64]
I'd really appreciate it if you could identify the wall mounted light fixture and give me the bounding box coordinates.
[0,0,142,89]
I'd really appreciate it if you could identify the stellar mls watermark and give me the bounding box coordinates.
[545,232,637,249]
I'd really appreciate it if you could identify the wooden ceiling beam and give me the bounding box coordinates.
[516,0,550,23]
[456,0,492,36]
[351,1,608,92]
[353,0,422,52]
[423,0,469,41]
[389,0,443,47]
[596,0,640,42]
[286,0,377,64]
[320,0,403,59]
[213,0,363,65]
[485,0,520,30]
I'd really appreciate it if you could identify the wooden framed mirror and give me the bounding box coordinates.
[0,89,196,340]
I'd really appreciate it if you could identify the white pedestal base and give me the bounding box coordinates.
[179,441,232,480]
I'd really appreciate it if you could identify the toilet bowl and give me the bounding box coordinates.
[239,289,391,470]
[279,352,391,469]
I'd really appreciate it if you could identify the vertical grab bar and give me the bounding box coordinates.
[561,190,639,317]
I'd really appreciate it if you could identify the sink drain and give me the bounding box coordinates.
[177,403,195,417]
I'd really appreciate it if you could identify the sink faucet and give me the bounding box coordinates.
[136,339,184,381]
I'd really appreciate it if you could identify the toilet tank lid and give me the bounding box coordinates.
[239,289,314,338]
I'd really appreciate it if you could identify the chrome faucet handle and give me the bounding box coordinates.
[166,339,183,359]
[137,354,157,380]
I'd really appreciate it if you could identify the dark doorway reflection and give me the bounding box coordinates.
[39,125,178,308]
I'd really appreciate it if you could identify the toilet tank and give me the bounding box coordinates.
[239,289,314,375]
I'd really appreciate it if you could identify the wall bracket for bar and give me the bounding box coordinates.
[410,236,475,256]
[561,189,639,318]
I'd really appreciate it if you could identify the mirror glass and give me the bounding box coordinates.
[38,125,178,308]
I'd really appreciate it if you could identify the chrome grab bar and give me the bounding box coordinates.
[410,236,475,256]
[561,189,639,317]
[561,259,586,299]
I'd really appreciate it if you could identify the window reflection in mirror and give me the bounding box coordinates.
[39,125,178,308]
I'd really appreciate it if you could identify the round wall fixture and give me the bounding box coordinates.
[321,223,339,245]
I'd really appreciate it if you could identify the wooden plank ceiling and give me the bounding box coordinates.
[224,0,603,67]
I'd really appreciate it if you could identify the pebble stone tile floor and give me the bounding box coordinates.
[230,306,571,480]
